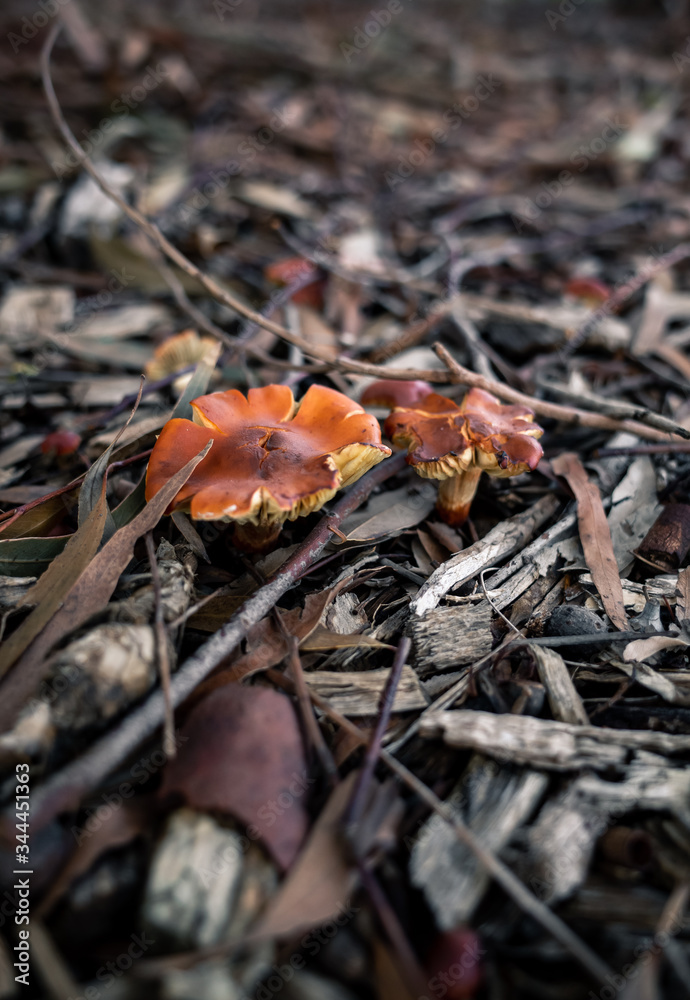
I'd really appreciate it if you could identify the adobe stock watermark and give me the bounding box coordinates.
[511,117,627,233]
[196,769,316,887]
[588,910,689,1000]
[70,732,189,845]
[385,76,502,189]
[7,0,70,54]
[545,0,588,30]
[420,937,486,999]
[238,901,360,1000]
[67,931,155,1000]
[340,0,413,63]
[168,107,292,229]
[52,65,169,177]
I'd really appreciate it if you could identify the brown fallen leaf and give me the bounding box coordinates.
[0,489,78,540]
[637,504,690,573]
[0,479,108,678]
[0,443,211,731]
[623,635,689,663]
[552,452,628,631]
[219,588,340,683]
[300,625,392,651]
[249,771,359,940]
[159,683,309,871]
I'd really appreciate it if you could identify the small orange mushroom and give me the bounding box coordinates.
[145,384,391,550]
[41,430,82,457]
[264,256,324,309]
[383,387,543,526]
[360,379,434,409]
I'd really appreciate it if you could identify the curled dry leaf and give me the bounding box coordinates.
[249,771,359,941]
[551,452,628,631]
[214,588,340,683]
[159,683,309,871]
[636,504,690,573]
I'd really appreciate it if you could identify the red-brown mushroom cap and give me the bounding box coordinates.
[145,384,390,526]
[379,386,543,526]
[383,392,474,479]
[460,387,544,476]
[360,379,434,410]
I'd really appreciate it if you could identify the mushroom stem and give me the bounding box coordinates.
[436,468,483,525]
[233,521,283,552]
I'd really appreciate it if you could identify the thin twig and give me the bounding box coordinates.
[343,637,411,838]
[433,343,688,442]
[25,453,407,831]
[358,861,429,996]
[144,533,175,759]
[284,630,339,785]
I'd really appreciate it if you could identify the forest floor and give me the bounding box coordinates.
[2,1,690,998]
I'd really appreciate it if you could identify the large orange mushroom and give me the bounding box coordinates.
[379,384,543,526]
[145,384,391,550]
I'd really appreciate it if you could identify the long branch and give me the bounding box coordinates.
[433,344,688,442]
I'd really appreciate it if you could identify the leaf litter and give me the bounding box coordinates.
[1,3,690,998]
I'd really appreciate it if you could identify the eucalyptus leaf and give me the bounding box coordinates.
[0,535,70,577]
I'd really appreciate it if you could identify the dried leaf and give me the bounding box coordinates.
[159,683,309,870]
[300,626,391,651]
[0,535,70,577]
[552,452,628,630]
[2,442,211,705]
[0,479,108,678]
[221,589,339,681]
[0,491,76,540]
[623,635,689,663]
[250,772,358,940]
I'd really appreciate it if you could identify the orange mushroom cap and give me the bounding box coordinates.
[384,392,474,480]
[461,387,544,476]
[382,387,543,524]
[264,257,324,309]
[360,379,434,410]
[145,384,391,529]
[41,430,81,456]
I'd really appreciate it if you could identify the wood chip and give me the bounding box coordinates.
[405,602,493,675]
[421,710,690,771]
[527,642,589,725]
[304,666,427,716]
[410,494,560,617]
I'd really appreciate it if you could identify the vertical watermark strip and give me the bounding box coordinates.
[14,763,31,987]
